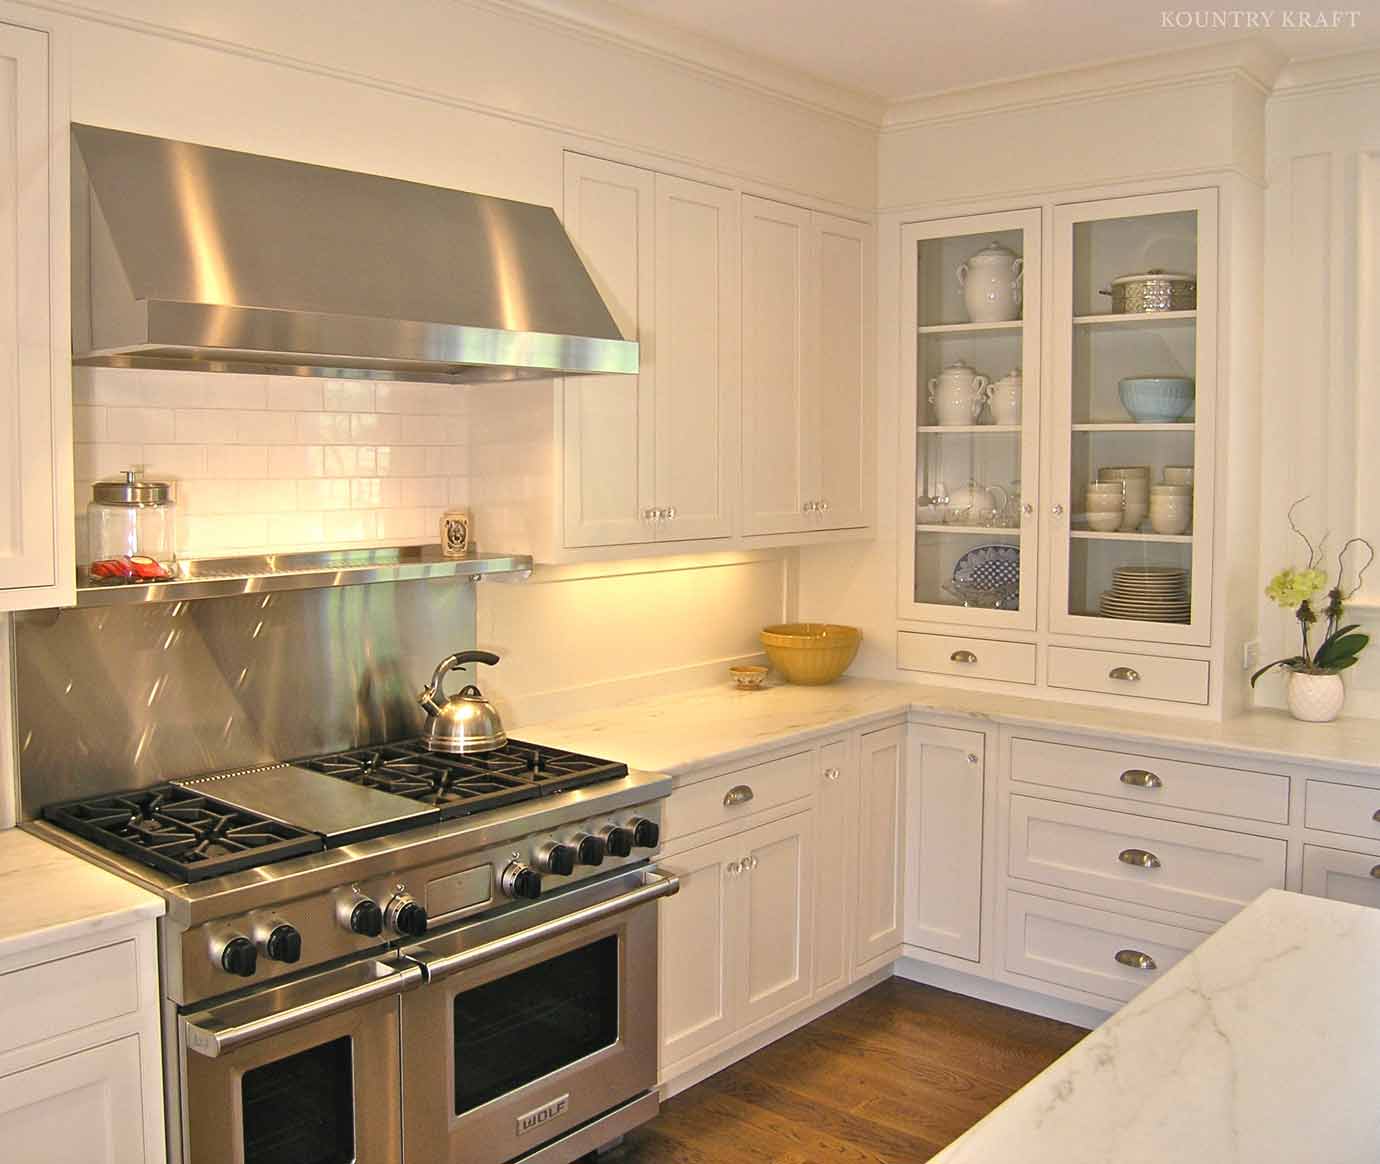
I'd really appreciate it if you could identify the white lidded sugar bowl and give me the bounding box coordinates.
[987,370,1022,425]
[957,240,1023,323]
[928,359,990,426]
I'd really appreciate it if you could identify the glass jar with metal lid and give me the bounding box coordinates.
[87,469,177,580]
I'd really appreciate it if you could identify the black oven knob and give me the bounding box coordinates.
[629,817,660,849]
[387,894,428,938]
[500,861,543,900]
[349,899,384,938]
[264,924,302,964]
[535,841,577,877]
[220,936,258,978]
[572,832,606,866]
[601,824,634,858]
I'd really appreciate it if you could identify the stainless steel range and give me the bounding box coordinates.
[30,732,677,1164]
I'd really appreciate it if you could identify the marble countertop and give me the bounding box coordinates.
[0,828,163,961]
[930,889,1380,1163]
[515,675,1380,778]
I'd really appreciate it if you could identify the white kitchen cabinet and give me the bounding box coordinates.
[1301,845,1380,911]
[562,153,737,549]
[741,195,873,537]
[0,1036,147,1163]
[734,810,814,1028]
[811,736,854,999]
[0,19,73,611]
[853,724,905,969]
[904,722,985,961]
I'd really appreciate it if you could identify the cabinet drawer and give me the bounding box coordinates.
[1008,796,1285,922]
[1005,891,1208,1003]
[0,940,139,1056]
[1010,737,1288,824]
[897,632,1035,685]
[1301,844,1380,910]
[665,749,814,841]
[1304,778,1380,842]
[1047,646,1209,705]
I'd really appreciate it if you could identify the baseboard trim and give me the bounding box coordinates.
[894,956,1110,1030]
[659,967,892,1099]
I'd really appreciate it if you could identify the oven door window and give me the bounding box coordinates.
[454,934,619,1115]
[241,1035,355,1164]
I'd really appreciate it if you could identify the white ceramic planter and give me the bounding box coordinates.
[1286,668,1346,723]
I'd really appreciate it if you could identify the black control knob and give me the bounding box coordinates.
[387,895,428,938]
[601,825,634,859]
[630,817,661,849]
[264,924,302,964]
[349,899,384,938]
[535,841,577,877]
[500,861,543,900]
[573,832,606,866]
[220,936,258,978]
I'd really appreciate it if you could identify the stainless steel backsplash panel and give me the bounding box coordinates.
[15,578,477,817]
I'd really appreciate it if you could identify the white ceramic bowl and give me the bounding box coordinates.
[1118,376,1195,423]
[1099,466,1150,481]
[1086,512,1122,532]
[1085,492,1124,513]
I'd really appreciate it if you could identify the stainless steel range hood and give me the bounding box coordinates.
[70,125,638,384]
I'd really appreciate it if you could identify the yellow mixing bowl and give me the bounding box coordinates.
[759,623,861,685]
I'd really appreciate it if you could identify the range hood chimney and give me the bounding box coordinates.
[70,125,638,385]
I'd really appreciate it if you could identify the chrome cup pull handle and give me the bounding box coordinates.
[1109,666,1141,682]
[950,650,978,664]
[1115,949,1158,971]
[723,785,755,808]
[1118,847,1162,869]
[1120,769,1163,789]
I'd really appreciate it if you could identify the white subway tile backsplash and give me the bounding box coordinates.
[74,370,472,557]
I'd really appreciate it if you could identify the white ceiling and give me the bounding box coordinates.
[606,0,1380,101]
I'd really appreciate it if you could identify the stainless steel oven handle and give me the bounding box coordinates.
[181,962,425,1058]
[420,870,680,985]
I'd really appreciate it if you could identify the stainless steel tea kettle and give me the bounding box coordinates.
[418,650,507,754]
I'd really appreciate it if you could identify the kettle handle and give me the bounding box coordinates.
[420,650,500,714]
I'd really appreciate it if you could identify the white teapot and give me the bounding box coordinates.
[957,241,1023,323]
[928,360,990,426]
[988,369,1022,425]
[946,478,1009,523]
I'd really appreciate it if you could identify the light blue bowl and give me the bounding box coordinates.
[1119,376,1194,423]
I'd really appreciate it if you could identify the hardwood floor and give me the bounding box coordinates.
[606,978,1088,1163]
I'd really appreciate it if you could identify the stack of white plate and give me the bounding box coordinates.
[1099,566,1190,622]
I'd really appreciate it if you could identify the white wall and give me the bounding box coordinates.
[1256,54,1380,715]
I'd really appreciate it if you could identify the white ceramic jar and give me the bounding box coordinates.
[957,241,1023,323]
[928,360,990,426]
[1287,668,1346,723]
[987,370,1022,425]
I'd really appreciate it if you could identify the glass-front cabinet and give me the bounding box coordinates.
[1049,189,1216,646]
[898,209,1042,630]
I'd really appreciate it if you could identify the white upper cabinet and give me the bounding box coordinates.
[742,196,873,538]
[562,153,737,549]
[0,20,72,611]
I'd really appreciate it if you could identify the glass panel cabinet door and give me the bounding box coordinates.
[1048,189,1217,645]
[899,210,1042,631]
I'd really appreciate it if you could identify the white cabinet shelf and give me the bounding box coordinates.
[917,320,1023,336]
[1073,310,1196,326]
[916,424,1021,434]
[915,523,1021,536]
[1069,530,1193,543]
[1072,423,1195,433]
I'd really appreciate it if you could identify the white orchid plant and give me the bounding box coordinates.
[1251,499,1375,687]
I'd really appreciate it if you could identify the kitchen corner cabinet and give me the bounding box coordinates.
[562,153,738,548]
[741,195,872,536]
[898,187,1226,711]
[0,19,74,611]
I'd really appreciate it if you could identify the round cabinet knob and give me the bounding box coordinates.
[500,861,543,901]
[386,894,428,938]
[601,825,634,858]
[348,899,384,938]
[629,817,660,849]
[220,936,258,978]
[1051,503,1064,516]
[264,923,302,964]
[535,841,577,877]
[572,833,606,866]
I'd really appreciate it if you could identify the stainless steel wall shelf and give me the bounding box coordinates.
[74,546,533,608]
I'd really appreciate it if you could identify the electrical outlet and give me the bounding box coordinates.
[1242,639,1261,671]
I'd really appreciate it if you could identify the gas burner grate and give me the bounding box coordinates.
[43,784,322,882]
[300,737,628,818]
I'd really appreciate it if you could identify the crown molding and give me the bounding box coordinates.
[882,37,1286,133]
[481,0,887,128]
[1271,46,1380,98]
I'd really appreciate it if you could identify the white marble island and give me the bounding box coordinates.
[931,889,1380,1164]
